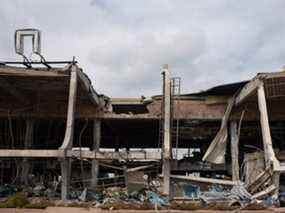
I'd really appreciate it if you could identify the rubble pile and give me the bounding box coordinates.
[0,183,169,210]
[0,180,282,210]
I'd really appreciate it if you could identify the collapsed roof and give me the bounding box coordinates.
[0,64,109,118]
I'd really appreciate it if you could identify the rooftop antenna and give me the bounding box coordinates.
[0,29,77,68]
[14,28,50,68]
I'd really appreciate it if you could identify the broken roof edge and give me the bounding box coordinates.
[110,80,249,107]
[202,68,285,165]
[148,81,248,103]
[111,98,145,105]
[146,69,285,103]
[195,66,285,98]
[76,65,110,109]
[188,81,249,96]
[0,64,70,77]
[0,63,110,111]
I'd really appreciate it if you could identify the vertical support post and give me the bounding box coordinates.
[60,158,71,201]
[91,119,101,188]
[162,159,170,195]
[257,84,279,167]
[60,64,78,201]
[123,165,128,188]
[60,64,78,150]
[257,83,280,198]
[162,64,171,197]
[230,121,239,182]
[21,119,34,185]
[163,64,171,160]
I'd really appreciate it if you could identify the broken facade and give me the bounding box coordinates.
[103,69,285,205]
[0,29,284,208]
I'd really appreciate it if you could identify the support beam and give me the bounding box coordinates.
[257,84,279,169]
[0,149,161,160]
[60,159,71,201]
[0,66,69,77]
[59,64,78,201]
[162,64,171,197]
[230,121,239,182]
[162,159,171,195]
[170,175,237,186]
[59,64,78,150]
[272,171,280,200]
[162,64,171,160]
[99,162,124,170]
[91,119,101,189]
[245,167,272,193]
[21,119,34,185]
[123,165,128,188]
[127,164,155,172]
[235,78,262,106]
[0,149,62,157]
[257,83,280,198]
[251,184,276,200]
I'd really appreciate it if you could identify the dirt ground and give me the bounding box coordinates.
[1,207,285,213]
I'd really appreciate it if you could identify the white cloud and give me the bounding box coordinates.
[1,0,285,97]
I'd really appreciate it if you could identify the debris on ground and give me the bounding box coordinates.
[0,184,17,197]
[182,183,200,199]
[146,190,168,206]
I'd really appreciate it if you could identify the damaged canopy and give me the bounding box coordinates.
[202,97,235,164]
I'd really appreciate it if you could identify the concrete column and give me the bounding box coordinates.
[60,64,78,150]
[21,119,34,185]
[59,64,78,201]
[91,119,101,188]
[230,121,239,182]
[257,83,280,198]
[162,159,171,195]
[123,165,128,188]
[61,158,71,201]
[257,84,275,166]
[162,64,172,197]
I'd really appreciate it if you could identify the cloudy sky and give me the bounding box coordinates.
[1,1,285,97]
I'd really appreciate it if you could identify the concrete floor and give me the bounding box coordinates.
[1,207,285,213]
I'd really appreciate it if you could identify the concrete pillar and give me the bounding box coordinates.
[21,119,34,185]
[257,84,275,166]
[123,165,128,188]
[61,158,71,201]
[257,83,280,198]
[162,159,171,195]
[230,121,239,182]
[91,119,101,188]
[162,64,172,197]
[59,64,78,201]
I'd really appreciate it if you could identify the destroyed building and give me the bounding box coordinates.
[0,29,284,207]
